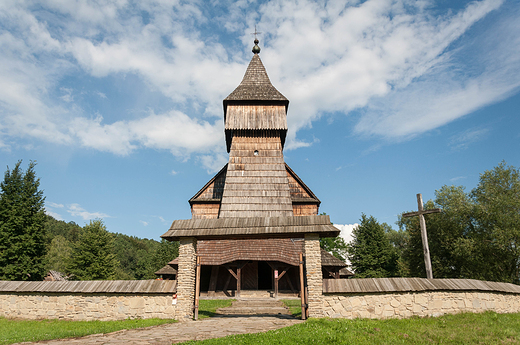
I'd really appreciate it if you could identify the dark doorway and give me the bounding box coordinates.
[258,261,272,290]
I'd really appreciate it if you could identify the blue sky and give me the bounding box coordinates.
[1,0,519,242]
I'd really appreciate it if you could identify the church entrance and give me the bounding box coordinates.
[199,260,299,298]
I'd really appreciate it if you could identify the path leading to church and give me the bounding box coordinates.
[17,315,303,345]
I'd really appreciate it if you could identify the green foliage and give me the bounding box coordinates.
[0,161,47,280]
[0,317,176,344]
[319,237,348,261]
[347,214,398,278]
[67,219,120,280]
[46,235,72,273]
[44,215,81,243]
[182,312,520,345]
[399,162,520,284]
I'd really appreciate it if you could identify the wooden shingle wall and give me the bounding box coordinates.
[219,132,293,218]
[191,203,220,219]
[225,105,287,130]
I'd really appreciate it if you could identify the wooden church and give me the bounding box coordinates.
[161,39,347,302]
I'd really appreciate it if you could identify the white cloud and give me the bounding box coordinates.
[334,223,358,246]
[67,203,110,220]
[449,128,489,151]
[48,202,64,208]
[0,0,518,165]
[45,210,63,220]
[140,220,149,226]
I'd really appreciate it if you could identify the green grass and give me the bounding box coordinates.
[197,299,235,319]
[181,311,520,344]
[0,317,176,345]
[281,299,302,318]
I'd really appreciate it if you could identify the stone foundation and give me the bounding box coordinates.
[0,293,176,321]
[320,291,520,319]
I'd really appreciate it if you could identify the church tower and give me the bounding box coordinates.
[220,39,293,217]
[189,39,321,219]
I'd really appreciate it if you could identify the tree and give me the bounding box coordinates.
[0,160,47,280]
[398,162,520,284]
[347,214,398,278]
[68,219,119,280]
[320,237,348,261]
[151,239,179,273]
[46,235,72,273]
[471,162,520,284]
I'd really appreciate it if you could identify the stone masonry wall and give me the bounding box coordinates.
[0,293,176,321]
[176,237,197,320]
[304,233,323,317]
[320,291,520,319]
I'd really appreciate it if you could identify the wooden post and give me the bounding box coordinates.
[194,256,201,320]
[402,193,441,280]
[299,253,306,320]
[237,265,241,298]
[274,269,278,298]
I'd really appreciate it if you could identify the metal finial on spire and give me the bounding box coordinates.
[251,25,261,54]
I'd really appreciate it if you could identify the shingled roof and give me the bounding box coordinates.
[161,215,340,240]
[223,54,289,118]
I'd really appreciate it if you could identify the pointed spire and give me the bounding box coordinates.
[224,54,288,102]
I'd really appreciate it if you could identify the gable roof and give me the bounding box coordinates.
[189,164,228,205]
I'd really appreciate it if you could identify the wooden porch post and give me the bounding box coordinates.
[194,256,201,320]
[299,252,306,320]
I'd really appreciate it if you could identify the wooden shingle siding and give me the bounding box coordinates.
[191,203,220,219]
[219,134,293,218]
[323,277,520,294]
[197,238,304,266]
[225,105,287,130]
[293,204,319,216]
[0,280,177,294]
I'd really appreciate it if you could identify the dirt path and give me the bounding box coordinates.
[17,315,303,345]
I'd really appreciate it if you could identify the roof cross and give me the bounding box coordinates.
[402,193,441,279]
[251,25,262,40]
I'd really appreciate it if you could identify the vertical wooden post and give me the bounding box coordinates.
[417,194,433,279]
[299,253,306,320]
[194,256,201,320]
[274,269,279,299]
[402,193,441,280]
[237,265,241,298]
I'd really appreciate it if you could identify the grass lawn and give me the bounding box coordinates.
[281,299,302,318]
[181,311,520,344]
[0,317,176,344]
[197,299,235,319]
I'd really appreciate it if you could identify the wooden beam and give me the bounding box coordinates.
[194,256,201,321]
[402,193,441,279]
[299,253,306,320]
[237,265,241,298]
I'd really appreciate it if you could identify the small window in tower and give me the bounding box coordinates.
[253,150,259,156]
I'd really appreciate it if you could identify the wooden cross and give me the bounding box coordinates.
[402,193,441,279]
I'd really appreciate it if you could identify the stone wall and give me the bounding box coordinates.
[0,293,176,321]
[320,291,520,319]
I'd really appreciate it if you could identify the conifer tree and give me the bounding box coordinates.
[68,219,119,280]
[347,214,398,278]
[0,161,47,280]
